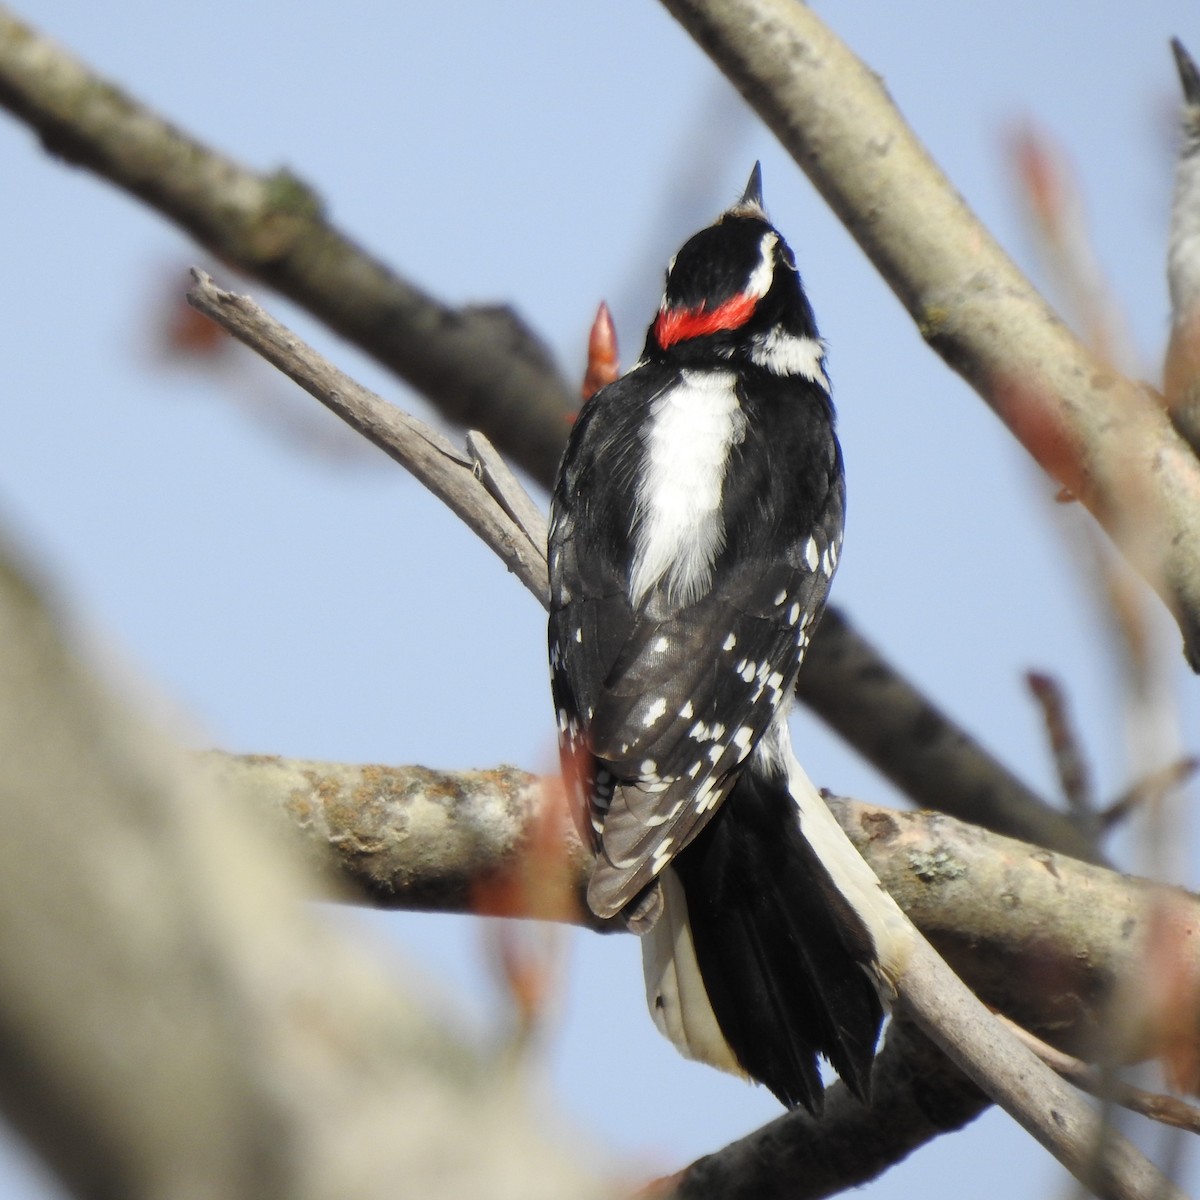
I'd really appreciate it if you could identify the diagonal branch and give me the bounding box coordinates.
[185,271,549,606]
[0,6,572,486]
[658,0,1200,666]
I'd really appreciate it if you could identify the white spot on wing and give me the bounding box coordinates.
[804,537,819,571]
[643,696,668,726]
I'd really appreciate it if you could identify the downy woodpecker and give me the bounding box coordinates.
[548,167,904,1111]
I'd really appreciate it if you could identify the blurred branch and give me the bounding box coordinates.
[659,0,1200,666]
[0,6,572,486]
[1166,37,1200,455]
[1026,670,1096,828]
[0,544,608,1200]
[998,1016,1200,1136]
[220,750,1197,1064]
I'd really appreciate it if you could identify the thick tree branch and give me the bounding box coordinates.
[220,751,1196,1064]
[659,0,1200,665]
[675,1020,988,1200]
[0,545,609,1200]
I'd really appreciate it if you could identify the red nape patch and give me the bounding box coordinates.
[653,291,757,349]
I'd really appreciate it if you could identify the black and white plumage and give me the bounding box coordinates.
[548,167,907,1111]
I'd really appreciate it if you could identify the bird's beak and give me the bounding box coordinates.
[740,162,765,210]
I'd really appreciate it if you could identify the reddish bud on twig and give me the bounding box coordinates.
[581,301,620,401]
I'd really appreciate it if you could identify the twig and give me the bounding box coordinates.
[1026,671,1096,827]
[1100,758,1200,831]
[658,0,1200,667]
[998,1015,1200,1136]
[464,431,550,563]
[185,271,550,608]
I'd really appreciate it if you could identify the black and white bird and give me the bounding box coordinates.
[548,166,909,1112]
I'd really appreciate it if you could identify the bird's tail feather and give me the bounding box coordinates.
[642,757,908,1111]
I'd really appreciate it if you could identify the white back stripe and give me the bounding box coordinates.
[630,370,744,607]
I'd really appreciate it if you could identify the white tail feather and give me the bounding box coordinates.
[640,869,744,1076]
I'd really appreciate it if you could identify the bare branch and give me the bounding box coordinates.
[658,0,1200,665]
[465,430,550,563]
[673,1020,988,1200]
[185,271,550,607]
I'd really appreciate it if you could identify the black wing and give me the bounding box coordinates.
[549,365,843,918]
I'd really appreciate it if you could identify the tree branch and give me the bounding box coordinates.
[658,0,1200,666]
[674,1020,988,1200]
[220,751,1197,1064]
[0,6,572,486]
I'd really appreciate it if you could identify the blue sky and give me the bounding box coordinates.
[2,1,1198,1195]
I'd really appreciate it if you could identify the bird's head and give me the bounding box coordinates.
[644,164,824,382]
